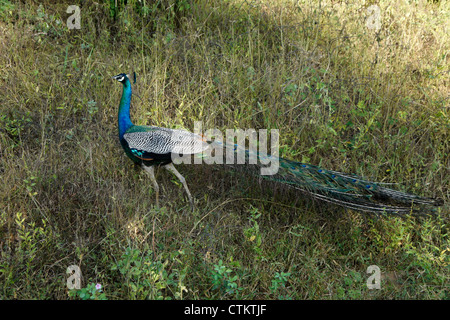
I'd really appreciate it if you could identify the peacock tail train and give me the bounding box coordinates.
[193,138,443,216]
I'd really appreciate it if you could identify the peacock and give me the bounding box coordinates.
[112,73,443,215]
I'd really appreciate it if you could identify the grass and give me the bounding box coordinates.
[0,0,448,299]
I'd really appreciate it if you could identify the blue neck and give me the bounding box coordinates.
[118,79,133,138]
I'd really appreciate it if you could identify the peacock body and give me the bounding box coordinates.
[113,73,443,215]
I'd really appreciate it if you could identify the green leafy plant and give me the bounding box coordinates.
[111,247,187,299]
[243,206,265,260]
[0,0,14,20]
[270,271,292,300]
[210,260,241,297]
[69,283,107,300]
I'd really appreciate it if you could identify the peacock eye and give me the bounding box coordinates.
[118,76,124,82]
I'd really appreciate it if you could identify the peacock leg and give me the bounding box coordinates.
[143,164,160,207]
[164,163,194,207]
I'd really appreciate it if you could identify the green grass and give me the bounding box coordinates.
[0,0,448,299]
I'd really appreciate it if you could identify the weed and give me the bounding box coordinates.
[210,260,242,298]
[69,283,107,300]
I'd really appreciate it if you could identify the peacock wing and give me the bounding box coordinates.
[123,126,210,156]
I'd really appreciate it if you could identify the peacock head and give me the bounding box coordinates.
[112,73,129,83]
[112,72,136,84]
